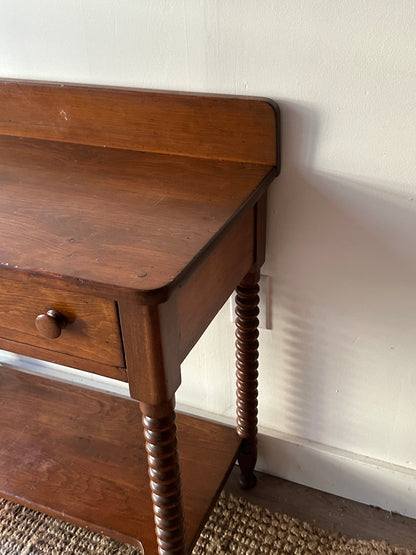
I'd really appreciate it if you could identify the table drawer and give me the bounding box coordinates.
[0,278,124,369]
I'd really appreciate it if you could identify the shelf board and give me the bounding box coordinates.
[0,365,240,554]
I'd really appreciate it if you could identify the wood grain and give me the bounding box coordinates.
[0,79,279,166]
[0,81,280,552]
[119,208,256,404]
[0,366,240,554]
[0,337,127,381]
[0,135,275,300]
[0,276,124,368]
[118,300,182,404]
[176,209,254,362]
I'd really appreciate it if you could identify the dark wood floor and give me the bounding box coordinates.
[224,467,416,551]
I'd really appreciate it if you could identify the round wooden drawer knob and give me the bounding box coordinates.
[35,309,67,339]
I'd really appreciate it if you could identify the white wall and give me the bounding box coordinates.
[2,0,416,517]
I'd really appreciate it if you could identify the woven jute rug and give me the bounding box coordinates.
[0,493,412,555]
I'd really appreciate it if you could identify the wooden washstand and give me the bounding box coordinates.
[0,80,280,554]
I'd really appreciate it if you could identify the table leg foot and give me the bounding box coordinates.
[140,400,186,555]
[235,273,259,490]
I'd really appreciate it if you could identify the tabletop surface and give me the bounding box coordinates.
[0,135,274,296]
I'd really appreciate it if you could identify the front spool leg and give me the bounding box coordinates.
[140,400,186,555]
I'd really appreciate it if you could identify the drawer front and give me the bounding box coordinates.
[0,278,124,368]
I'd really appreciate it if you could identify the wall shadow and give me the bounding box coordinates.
[261,100,416,466]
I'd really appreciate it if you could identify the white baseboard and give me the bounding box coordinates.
[175,402,416,519]
[4,353,416,520]
[256,427,416,520]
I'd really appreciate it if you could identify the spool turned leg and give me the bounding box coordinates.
[235,272,259,489]
[139,400,186,555]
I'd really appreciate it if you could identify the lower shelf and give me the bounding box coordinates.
[0,364,241,554]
